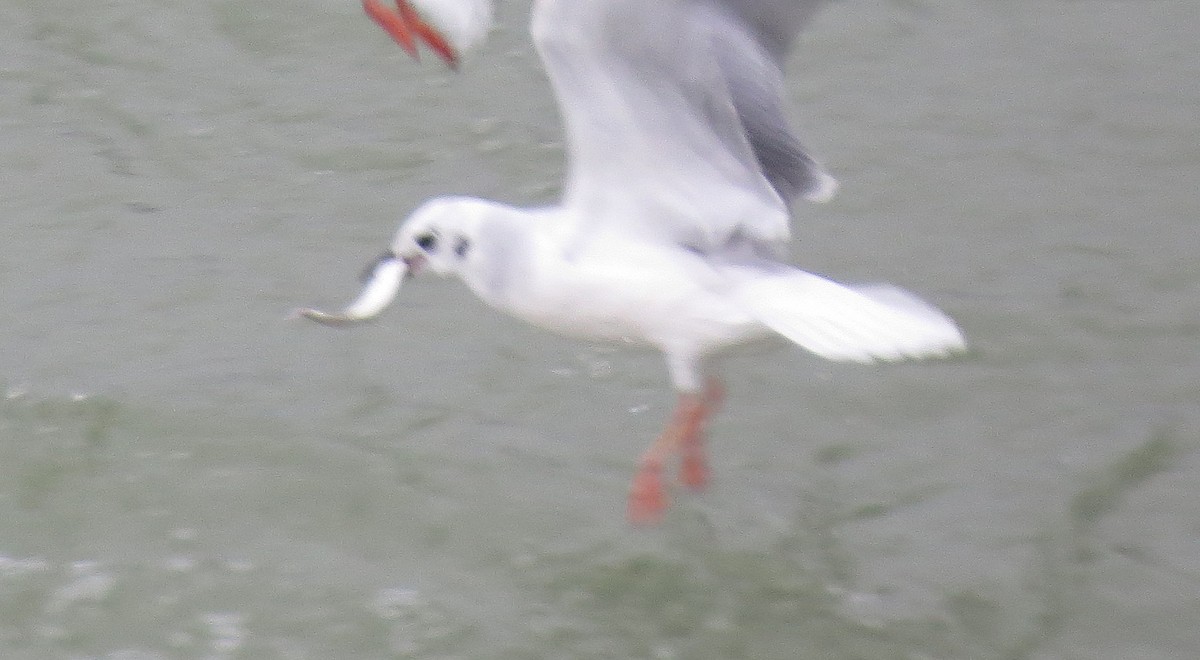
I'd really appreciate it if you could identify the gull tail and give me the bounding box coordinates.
[735,269,966,363]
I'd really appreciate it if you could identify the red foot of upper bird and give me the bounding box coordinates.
[362,0,459,69]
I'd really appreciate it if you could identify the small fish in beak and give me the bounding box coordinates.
[294,251,408,327]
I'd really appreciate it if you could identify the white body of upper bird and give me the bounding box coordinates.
[299,0,967,524]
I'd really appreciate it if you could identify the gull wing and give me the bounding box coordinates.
[532,0,834,252]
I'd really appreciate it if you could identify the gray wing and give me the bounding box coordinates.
[532,0,834,251]
[704,0,836,205]
[708,0,825,64]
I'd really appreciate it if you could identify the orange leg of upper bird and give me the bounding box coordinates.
[363,0,417,57]
[362,0,460,69]
[628,379,724,525]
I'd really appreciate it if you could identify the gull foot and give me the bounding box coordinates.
[627,464,667,525]
[677,378,722,490]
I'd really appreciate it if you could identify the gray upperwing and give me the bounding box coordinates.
[702,0,836,205]
[703,0,828,64]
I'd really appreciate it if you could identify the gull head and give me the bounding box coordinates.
[294,196,495,327]
[390,196,485,279]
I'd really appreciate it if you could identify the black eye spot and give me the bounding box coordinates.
[415,233,438,251]
[453,236,470,258]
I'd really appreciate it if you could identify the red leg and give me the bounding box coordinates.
[395,1,460,69]
[628,461,667,525]
[628,383,723,525]
[679,379,723,490]
[363,0,419,59]
[678,447,709,490]
[363,0,460,69]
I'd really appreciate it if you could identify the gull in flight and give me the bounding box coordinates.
[299,0,967,524]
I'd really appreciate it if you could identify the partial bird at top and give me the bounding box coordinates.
[299,0,967,524]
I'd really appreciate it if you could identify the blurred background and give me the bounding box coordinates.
[1,0,1197,657]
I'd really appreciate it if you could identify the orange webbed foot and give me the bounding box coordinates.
[627,379,726,523]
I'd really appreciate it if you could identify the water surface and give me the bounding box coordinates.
[1,0,1198,657]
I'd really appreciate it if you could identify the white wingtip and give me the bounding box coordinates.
[803,170,839,204]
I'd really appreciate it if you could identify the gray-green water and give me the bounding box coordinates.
[2,1,1198,658]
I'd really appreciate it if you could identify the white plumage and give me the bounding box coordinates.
[300,0,966,523]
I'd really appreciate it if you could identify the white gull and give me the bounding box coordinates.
[298,0,967,524]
